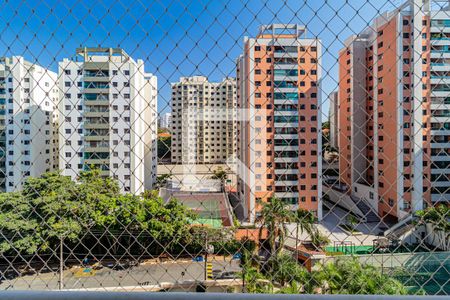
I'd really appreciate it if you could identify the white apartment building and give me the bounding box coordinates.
[0,56,59,192]
[171,76,236,164]
[159,112,171,129]
[59,48,157,194]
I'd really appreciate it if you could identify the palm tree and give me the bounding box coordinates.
[310,228,331,250]
[347,214,359,234]
[257,197,293,257]
[293,209,316,249]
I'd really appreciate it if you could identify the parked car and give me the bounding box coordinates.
[217,271,239,279]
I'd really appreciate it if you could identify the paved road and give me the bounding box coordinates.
[0,258,241,291]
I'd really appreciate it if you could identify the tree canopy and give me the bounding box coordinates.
[0,170,196,255]
[241,253,408,295]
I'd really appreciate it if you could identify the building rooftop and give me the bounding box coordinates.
[258,24,307,38]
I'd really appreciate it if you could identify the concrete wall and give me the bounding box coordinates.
[353,182,378,213]
[426,223,450,251]
[323,186,365,219]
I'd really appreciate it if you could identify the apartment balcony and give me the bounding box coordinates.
[430,26,450,33]
[274,168,298,174]
[430,128,450,135]
[274,99,298,105]
[274,87,298,93]
[84,123,109,129]
[84,135,109,141]
[431,142,450,148]
[430,38,450,47]
[431,90,450,97]
[431,77,450,84]
[274,145,298,151]
[430,99,450,107]
[84,146,110,152]
[274,180,298,186]
[431,193,450,202]
[273,63,298,69]
[274,51,297,58]
[274,133,298,139]
[83,88,109,94]
[274,157,298,163]
[430,52,450,59]
[430,116,450,123]
[430,167,450,174]
[274,75,298,81]
[84,100,110,106]
[430,65,450,74]
[274,110,298,116]
[274,192,299,198]
[274,122,298,128]
[83,158,109,165]
[430,180,450,187]
[83,76,110,82]
[84,111,109,117]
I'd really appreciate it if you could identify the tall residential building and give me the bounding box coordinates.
[338,0,450,222]
[171,76,237,164]
[159,112,172,129]
[237,24,322,223]
[0,56,59,192]
[328,91,339,150]
[59,48,157,194]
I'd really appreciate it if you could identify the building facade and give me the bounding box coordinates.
[59,48,157,194]
[237,24,322,223]
[159,112,172,129]
[338,0,450,222]
[171,76,236,164]
[0,56,59,192]
[328,91,339,150]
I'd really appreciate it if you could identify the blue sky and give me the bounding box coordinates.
[0,0,404,117]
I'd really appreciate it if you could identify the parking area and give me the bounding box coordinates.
[0,257,241,291]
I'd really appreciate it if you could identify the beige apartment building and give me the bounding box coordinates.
[171,76,237,164]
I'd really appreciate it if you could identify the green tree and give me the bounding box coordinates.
[211,167,228,192]
[154,173,172,189]
[257,197,293,257]
[415,204,449,251]
[0,170,196,256]
[346,214,359,233]
[312,258,408,295]
[0,192,41,253]
[241,265,273,293]
[240,253,408,295]
[267,252,310,287]
[416,204,449,232]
